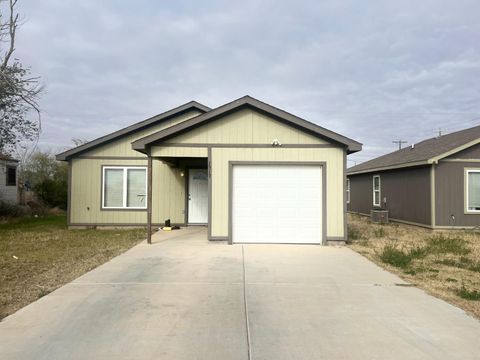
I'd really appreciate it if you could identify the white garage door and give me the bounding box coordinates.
[231,164,323,244]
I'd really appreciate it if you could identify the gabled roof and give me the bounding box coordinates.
[348,124,480,175]
[132,95,362,153]
[56,101,211,161]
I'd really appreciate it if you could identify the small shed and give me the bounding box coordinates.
[0,154,19,204]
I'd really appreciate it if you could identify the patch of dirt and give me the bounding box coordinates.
[347,213,480,320]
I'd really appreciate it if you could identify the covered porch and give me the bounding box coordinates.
[147,153,209,244]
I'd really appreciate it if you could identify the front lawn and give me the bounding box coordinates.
[0,216,145,319]
[348,214,480,319]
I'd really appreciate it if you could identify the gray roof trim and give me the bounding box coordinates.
[347,124,480,175]
[56,101,211,161]
[131,96,362,153]
[347,160,430,175]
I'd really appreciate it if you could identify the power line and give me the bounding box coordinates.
[392,140,408,150]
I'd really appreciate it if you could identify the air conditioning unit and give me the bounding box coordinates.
[371,209,389,224]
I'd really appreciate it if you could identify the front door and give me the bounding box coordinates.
[188,169,208,224]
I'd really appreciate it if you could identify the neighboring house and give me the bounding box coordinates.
[56,96,361,245]
[347,125,480,229]
[0,154,19,204]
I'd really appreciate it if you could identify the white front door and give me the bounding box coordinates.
[188,169,208,224]
[231,164,323,244]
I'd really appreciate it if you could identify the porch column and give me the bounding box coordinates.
[147,152,153,244]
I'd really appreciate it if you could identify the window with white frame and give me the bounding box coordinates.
[346,178,350,204]
[102,166,147,209]
[466,169,480,212]
[373,175,381,207]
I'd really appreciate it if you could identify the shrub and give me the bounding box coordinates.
[379,244,412,269]
[409,246,428,259]
[21,150,68,210]
[436,257,480,273]
[34,178,67,209]
[0,201,25,217]
[456,286,480,301]
[426,235,470,255]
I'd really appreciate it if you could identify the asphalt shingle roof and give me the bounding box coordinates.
[348,124,480,174]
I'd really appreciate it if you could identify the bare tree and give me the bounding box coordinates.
[0,0,42,156]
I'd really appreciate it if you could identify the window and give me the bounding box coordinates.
[102,167,147,209]
[373,175,381,207]
[6,166,16,186]
[346,178,350,204]
[466,170,480,212]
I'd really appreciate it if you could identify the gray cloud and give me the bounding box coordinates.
[13,0,480,164]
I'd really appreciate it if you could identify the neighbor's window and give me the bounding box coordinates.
[373,175,381,207]
[102,167,147,209]
[6,166,16,186]
[346,178,350,204]
[466,170,480,212]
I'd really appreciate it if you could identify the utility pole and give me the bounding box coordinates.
[392,140,408,150]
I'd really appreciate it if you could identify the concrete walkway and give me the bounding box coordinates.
[1,227,479,359]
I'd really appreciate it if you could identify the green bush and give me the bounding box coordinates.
[378,243,429,269]
[21,150,68,210]
[436,257,480,273]
[34,178,67,209]
[426,235,470,255]
[379,244,412,269]
[0,201,25,217]
[456,286,480,301]
[408,246,428,259]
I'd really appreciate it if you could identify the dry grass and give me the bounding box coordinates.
[348,214,480,319]
[0,216,145,320]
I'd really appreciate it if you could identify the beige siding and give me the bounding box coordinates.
[165,108,328,144]
[210,147,345,238]
[82,110,202,157]
[70,158,185,225]
[151,146,208,158]
[69,106,346,237]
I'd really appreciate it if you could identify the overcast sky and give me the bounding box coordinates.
[13,0,480,165]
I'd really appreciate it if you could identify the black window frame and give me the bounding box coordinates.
[6,166,17,186]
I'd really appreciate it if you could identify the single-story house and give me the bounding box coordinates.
[347,125,480,229]
[57,96,361,244]
[0,154,18,204]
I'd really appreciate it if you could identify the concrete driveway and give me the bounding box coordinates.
[1,227,479,360]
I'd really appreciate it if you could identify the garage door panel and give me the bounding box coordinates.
[232,164,322,244]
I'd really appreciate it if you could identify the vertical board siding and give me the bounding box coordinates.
[445,143,480,159]
[151,147,208,157]
[348,166,431,226]
[435,161,480,226]
[70,107,347,230]
[211,147,344,238]
[164,109,328,145]
[347,173,372,214]
[71,158,185,225]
